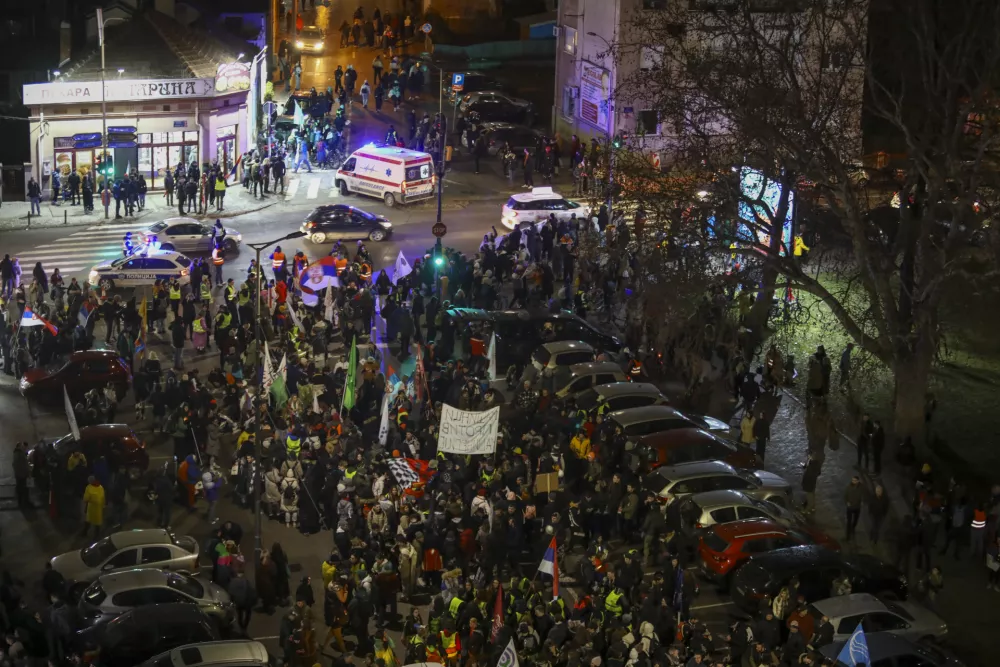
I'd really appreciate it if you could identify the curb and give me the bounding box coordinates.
[0,201,276,233]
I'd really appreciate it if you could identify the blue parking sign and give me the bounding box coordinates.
[452,72,465,91]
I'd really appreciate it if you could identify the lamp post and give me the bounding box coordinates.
[96,9,127,220]
[247,230,306,564]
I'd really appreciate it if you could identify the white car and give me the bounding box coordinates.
[501,187,591,230]
[133,218,242,254]
[89,250,192,290]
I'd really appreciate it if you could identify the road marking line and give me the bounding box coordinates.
[36,240,121,249]
[84,222,152,231]
[19,249,121,260]
[306,177,321,199]
[690,601,736,611]
[286,178,300,199]
[70,228,149,237]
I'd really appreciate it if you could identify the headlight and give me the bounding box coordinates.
[295,40,305,49]
[315,41,324,48]
[19,378,31,391]
[379,221,392,228]
[89,270,99,283]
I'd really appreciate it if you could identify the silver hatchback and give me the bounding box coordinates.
[642,460,793,505]
[79,568,233,626]
[51,529,200,590]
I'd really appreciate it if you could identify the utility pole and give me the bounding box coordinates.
[98,8,109,219]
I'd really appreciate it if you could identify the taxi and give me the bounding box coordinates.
[89,246,192,290]
[501,186,591,230]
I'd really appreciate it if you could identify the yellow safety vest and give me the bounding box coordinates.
[344,469,357,480]
[200,282,211,301]
[604,591,623,616]
[238,290,250,306]
[225,285,236,302]
[193,318,206,334]
[448,596,463,618]
[440,631,458,657]
[218,312,232,329]
[286,435,301,455]
[169,286,181,301]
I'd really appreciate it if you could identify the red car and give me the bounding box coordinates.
[698,518,841,583]
[19,350,131,404]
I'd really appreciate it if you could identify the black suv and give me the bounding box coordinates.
[731,545,908,612]
[300,205,393,243]
[444,308,622,372]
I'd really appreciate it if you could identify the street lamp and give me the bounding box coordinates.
[96,8,128,219]
[247,230,306,565]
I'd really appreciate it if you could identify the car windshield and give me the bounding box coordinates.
[752,497,791,520]
[702,531,729,553]
[148,222,168,232]
[174,256,191,267]
[81,537,117,567]
[575,389,600,411]
[301,30,323,40]
[532,348,552,367]
[167,573,203,599]
[110,256,131,268]
[642,472,667,494]
[567,200,580,209]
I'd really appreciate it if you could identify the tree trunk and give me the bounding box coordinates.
[892,345,933,453]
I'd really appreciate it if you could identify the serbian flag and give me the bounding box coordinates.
[537,536,559,600]
[21,307,58,335]
[78,301,97,327]
[491,583,505,642]
[298,255,340,306]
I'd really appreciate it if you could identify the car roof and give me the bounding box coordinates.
[155,218,201,226]
[97,567,172,592]
[160,640,269,667]
[539,340,595,355]
[810,593,886,618]
[640,427,733,449]
[650,459,739,479]
[481,122,520,130]
[590,382,662,400]
[77,424,134,439]
[110,528,173,549]
[70,350,122,362]
[509,187,566,203]
[567,361,623,375]
[608,404,688,426]
[744,545,840,567]
[686,489,758,509]
[115,603,211,626]
[352,146,431,161]
[711,519,788,541]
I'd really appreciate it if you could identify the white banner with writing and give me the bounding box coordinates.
[437,404,500,455]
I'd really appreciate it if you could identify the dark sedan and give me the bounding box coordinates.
[29,424,148,480]
[474,123,543,156]
[466,98,533,124]
[20,350,131,404]
[299,205,393,243]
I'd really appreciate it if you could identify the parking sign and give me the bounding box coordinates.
[452,72,465,92]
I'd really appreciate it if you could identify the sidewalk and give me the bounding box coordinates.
[0,188,276,231]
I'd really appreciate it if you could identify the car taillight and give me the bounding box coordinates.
[307,221,316,228]
[180,269,189,276]
[401,181,407,192]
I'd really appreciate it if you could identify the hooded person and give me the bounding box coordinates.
[178,455,201,508]
[280,468,300,527]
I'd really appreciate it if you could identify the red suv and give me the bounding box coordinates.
[31,424,149,480]
[20,350,131,404]
[698,518,839,584]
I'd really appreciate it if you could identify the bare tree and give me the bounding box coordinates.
[611,0,1000,444]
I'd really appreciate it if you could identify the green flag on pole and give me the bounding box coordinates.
[342,338,358,412]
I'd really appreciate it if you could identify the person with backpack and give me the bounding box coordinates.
[806,345,832,409]
[280,469,299,527]
[228,570,258,635]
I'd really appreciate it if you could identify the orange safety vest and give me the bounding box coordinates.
[972,509,987,529]
[212,247,224,266]
[271,251,285,269]
[440,630,459,657]
[628,359,642,375]
[359,263,372,280]
[334,257,348,274]
[293,254,308,276]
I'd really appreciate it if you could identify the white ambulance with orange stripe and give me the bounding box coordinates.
[334,145,436,207]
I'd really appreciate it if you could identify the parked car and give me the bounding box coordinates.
[553,362,629,398]
[730,546,908,613]
[442,308,622,373]
[574,382,669,415]
[642,460,792,506]
[299,204,393,243]
[820,632,964,667]
[673,489,840,547]
[74,604,220,667]
[51,529,200,591]
[809,593,947,643]
[501,187,591,230]
[698,518,829,583]
[29,424,148,481]
[444,71,502,102]
[531,341,597,371]
[459,91,533,116]
[138,640,270,667]
[642,428,756,470]
[474,122,542,156]
[79,569,233,626]
[465,96,533,124]
[20,350,131,404]
[608,405,730,439]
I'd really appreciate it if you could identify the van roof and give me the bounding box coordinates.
[160,640,269,667]
[352,146,433,164]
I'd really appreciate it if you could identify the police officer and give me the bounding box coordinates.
[271,246,288,284]
[168,279,182,319]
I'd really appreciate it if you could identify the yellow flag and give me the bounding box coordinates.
[136,295,148,360]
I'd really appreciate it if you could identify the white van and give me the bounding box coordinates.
[334,145,435,207]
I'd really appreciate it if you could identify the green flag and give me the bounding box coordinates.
[270,375,289,410]
[342,338,358,412]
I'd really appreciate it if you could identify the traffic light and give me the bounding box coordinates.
[103,156,115,177]
[612,133,627,149]
[434,255,445,267]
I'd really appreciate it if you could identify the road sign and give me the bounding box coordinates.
[432,222,447,238]
[421,22,433,34]
[451,72,465,92]
[107,125,136,134]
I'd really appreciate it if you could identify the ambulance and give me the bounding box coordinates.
[334,145,436,207]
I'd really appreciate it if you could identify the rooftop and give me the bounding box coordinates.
[57,10,245,82]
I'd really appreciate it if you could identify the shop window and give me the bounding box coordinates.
[80,108,89,114]
[137,131,198,189]
[153,132,169,144]
[184,131,198,142]
[562,86,578,120]
[216,125,237,140]
[169,131,183,143]
[138,133,152,144]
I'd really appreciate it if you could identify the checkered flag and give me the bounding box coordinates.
[388,458,420,489]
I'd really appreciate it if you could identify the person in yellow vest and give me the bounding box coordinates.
[439,626,461,665]
[192,308,209,352]
[286,432,302,458]
[168,280,182,319]
[604,586,625,617]
[199,276,212,303]
[211,243,225,286]
[214,173,227,211]
[224,278,238,320]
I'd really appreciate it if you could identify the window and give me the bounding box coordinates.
[737,506,769,520]
[563,26,578,55]
[710,507,737,524]
[741,538,773,554]
[637,110,660,135]
[342,158,357,172]
[640,46,663,71]
[140,546,172,564]
[183,131,198,142]
[83,360,111,374]
[712,475,753,491]
[562,85,578,120]
[837,614,865,635]
[111,589,149,607]
[146,587,185,603]
[864,612,909,632]
[558,351,596,366]
[105,549,138,569]
[216,124,237,139]
[144,258,176,269]
[82,583,107,606]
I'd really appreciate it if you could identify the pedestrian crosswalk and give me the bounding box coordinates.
[280,171,342,203]
[15,221,152,275]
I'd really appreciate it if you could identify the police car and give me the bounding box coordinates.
[89,248,193,290]
[500,187,591,230]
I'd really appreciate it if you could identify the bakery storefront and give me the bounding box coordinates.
[24,67,253,197]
